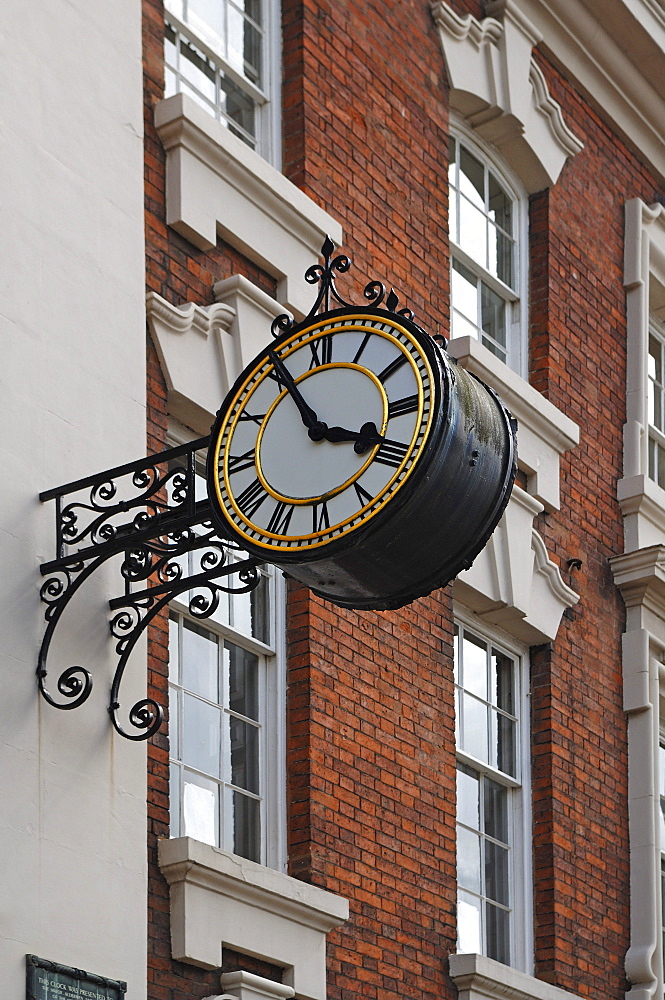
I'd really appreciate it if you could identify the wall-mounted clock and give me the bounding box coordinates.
[207,247,516,611]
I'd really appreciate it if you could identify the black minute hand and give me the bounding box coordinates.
[268,351,327,440]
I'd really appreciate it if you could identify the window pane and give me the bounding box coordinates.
[457,765,480,831]
[452,258,479,326]
[230,717,260,793]
[183,694,221,776]
[165,0,184,17]
[457,825,481,893]
[165,23,178,67]
[492,649,514,713]
[461,693,488,763]
[227,642,259,719]
[481,283,507,353]
[489,227,514,288]
[457,891,482,953]
[659,443,665,492]
[231,571,269,642]
[169,615,180,684]
[459,146,484,207]
[486,902,510,965]
[221,72,256,138]
[484,778,509,844]
[183,775,218,845]
[170,686,180,759]
[170,763,181,838]
[649,334,662,383]
[485,840,510,905]
[182,619,218,701]
[188,0,226,51]
[459,197,488,267]
[233,790,260,862]
[180,37,217,103]
[462,631,487,699]
[496,712,516,777]
[488,173,512,233]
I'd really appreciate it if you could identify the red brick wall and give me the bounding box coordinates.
[142,0,665,997]
[525,46,661,1000]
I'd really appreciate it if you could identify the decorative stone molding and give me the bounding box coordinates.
[147,281,283,435]
[447,337,580,512]
[154,93,343,316]
[159,838,348,1000]
[510,0,665,182]
[202,971,296,1000]
[455,488,578,645]
[610,550,665,1000]
[431,0,583,192]
[220,972,295,1000]
[449,953,585,1000]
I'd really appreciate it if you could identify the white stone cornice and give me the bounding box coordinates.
[430,2,503,46]
[515,0,665,181]
[147,291,235,434]
[147,281,283,435]
[455,488,579,645]
[431,0,583,192]
[154,94,343,317]
[159,838,348,1000]
[610,544,665,612]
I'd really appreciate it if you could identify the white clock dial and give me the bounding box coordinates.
[210,315,435,554]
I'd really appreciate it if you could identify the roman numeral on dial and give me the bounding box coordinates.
[352,332,371,364]
[267,501,294,535]
[353,481,374,506]
[374,438,409,469]
[238,410,266,425]
[312,501,330,532]
[377,354,408,383]
[227,448,256,475]
[309,335,333,368]
[236,478,268,519]
[387,394,419,419]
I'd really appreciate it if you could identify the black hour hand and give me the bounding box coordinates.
[322,421,385,454]
[353,421,384,454]
[322,425,360,444]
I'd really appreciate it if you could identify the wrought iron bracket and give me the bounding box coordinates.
[37,238,429,740]
[38,435,264,740]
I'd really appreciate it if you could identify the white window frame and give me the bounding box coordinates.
[164,0,281,167]
[648,316,665,490]
[449,119,529,379]
[166,423,287,872]
[454,609,533,974]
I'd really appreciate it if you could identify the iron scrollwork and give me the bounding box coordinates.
[271,234,428,339]
[38,437,264,741]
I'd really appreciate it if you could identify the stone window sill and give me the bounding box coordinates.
[159,837,348,1000]
[450,954,584,1000]
[154,93,342,317]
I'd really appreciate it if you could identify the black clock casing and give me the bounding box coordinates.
[207,306,516,611]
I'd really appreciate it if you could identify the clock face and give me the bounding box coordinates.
[208,313,437,556]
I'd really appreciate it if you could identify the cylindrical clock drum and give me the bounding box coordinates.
[207,306,517,611]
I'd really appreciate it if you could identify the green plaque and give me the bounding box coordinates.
[26,956,126,1000]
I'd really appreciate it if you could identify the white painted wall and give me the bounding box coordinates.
[0,0,147,995]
